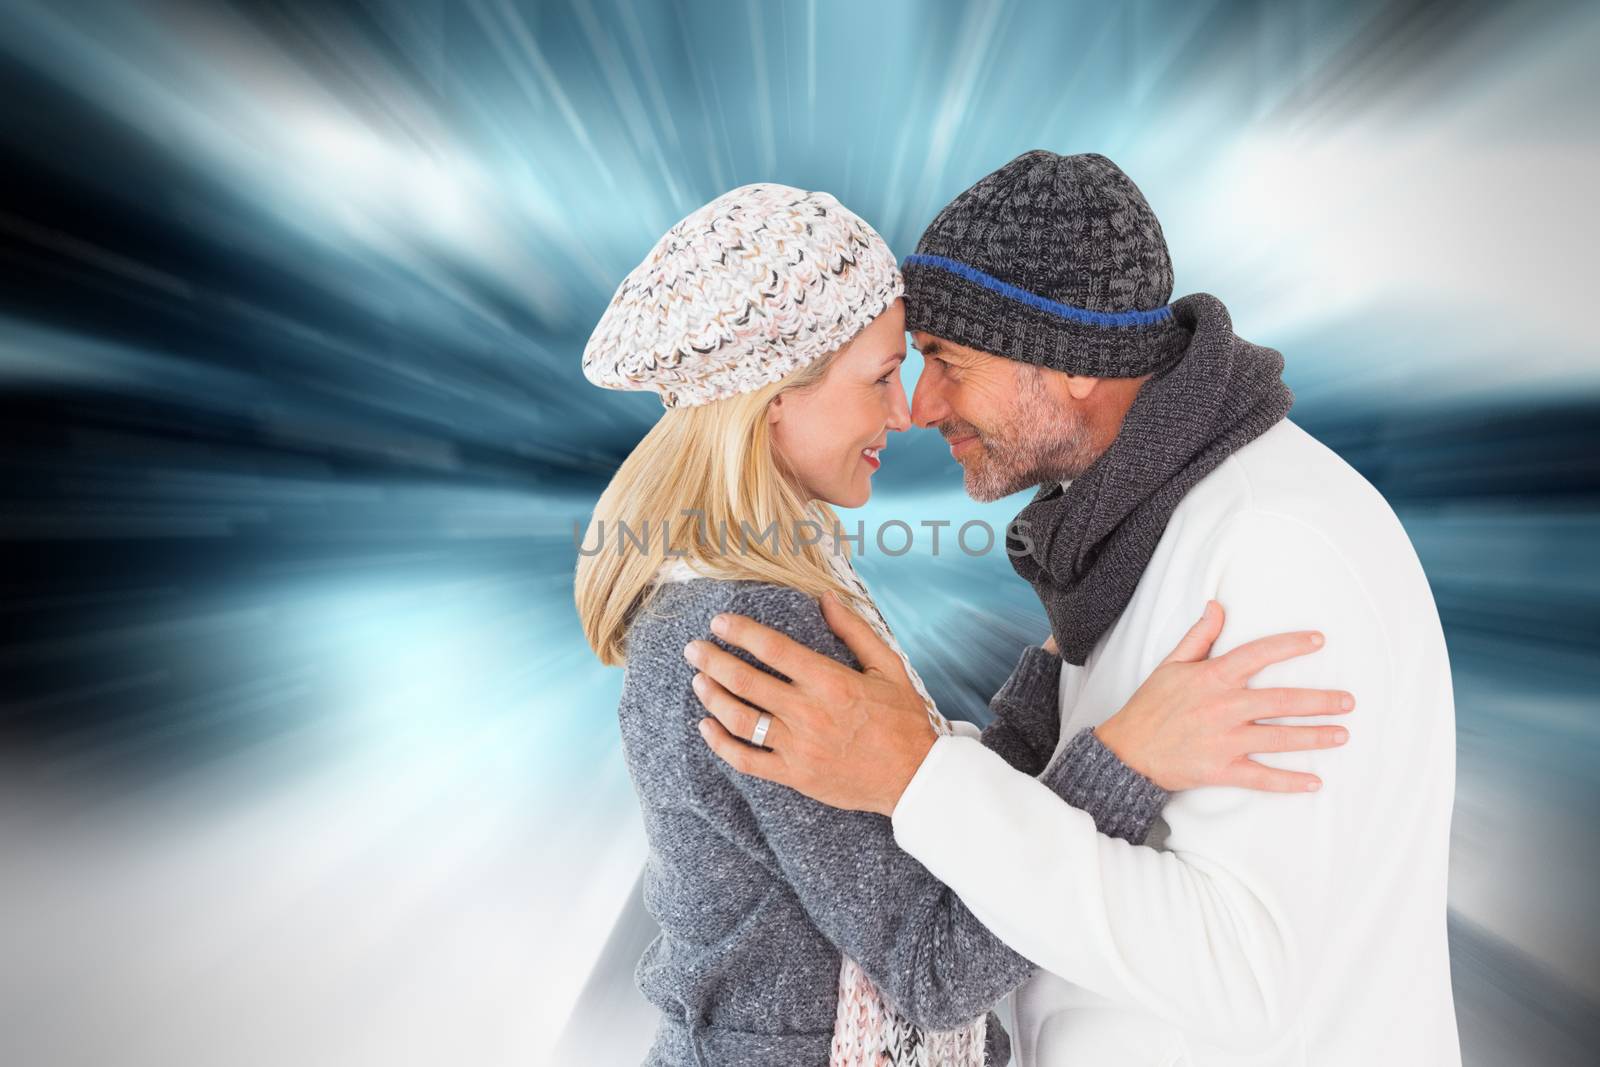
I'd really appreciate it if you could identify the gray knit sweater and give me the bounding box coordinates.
[618,578,1167,1066]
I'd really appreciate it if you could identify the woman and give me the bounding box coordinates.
[575,184,1344,1066]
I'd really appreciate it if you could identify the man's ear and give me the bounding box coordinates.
[1063,374,1100,401]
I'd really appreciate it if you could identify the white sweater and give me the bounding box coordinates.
[891,419,1461,1066]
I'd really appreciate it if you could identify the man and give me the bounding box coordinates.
[688,152,1460,1065]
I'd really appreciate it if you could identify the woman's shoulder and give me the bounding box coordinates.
[617,577,863,812]
[624,577,855,674]
[617,579,836,784]
[627,577,766,649]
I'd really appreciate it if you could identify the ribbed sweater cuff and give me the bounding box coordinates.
[991,644,1060,712]
[1042,727,1168,844]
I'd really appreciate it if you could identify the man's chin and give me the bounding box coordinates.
[960,464,1008,504]
[961,461,1043,503]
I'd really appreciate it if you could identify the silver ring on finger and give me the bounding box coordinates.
[749,712,772,748]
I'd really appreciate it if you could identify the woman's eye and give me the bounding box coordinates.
[877,373,893,384]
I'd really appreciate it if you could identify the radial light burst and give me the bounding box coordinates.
[0,2,1595,1065]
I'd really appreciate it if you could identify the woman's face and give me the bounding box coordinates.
[768,298,911,508]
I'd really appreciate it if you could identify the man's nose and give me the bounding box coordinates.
[910,372,948,429]
[885,379,912,433]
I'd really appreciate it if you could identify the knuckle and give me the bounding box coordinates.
[745,632,771,663]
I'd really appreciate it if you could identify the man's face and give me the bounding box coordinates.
[909,332,1099,501]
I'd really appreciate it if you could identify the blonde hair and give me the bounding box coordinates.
[575,351,875,666]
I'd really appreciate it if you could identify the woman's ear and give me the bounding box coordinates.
[766,393,784,425]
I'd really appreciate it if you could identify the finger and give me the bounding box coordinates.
[710,611,827,685]
[692,672,789,751]
[1239,722,1350,754]
[1230,687,1355,718]
[820,592,905,680]
[687,639,792,714]
[1218,757,1324,794]
[1213,629,1325,683]
[1162,600,1224,665]
[698,716,788,780]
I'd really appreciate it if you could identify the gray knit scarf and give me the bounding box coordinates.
[1006,292,1294,665]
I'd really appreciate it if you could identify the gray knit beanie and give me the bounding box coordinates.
[902,150,1187,378]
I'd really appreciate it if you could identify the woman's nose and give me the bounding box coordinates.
[885,380,912,432]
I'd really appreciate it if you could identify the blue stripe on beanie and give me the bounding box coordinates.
[903,254,1173,329]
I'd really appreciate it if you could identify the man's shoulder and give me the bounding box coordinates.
[1181,422,1443,642]
[1181,419,1406,552]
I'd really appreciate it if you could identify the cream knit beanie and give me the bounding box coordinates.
[582,183,903,408]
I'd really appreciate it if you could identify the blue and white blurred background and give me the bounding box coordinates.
[1,1,1595,1064]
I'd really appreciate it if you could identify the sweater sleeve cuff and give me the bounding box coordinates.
[1041,727,1168,844]
[891,734,963,835]
[990,644,1061,712]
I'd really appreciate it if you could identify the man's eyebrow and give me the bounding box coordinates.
[914,339,946,358]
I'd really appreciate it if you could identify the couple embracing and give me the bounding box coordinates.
[575,151,1459,1066]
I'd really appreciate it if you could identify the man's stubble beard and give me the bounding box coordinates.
[957,366,1101,503]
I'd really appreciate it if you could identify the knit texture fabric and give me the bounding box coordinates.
[817,545,984,1067]
[622,566,1167,1066]
[902,151,1187,377]
[660,543,984,1065]
[583,183,903,408]
[1006,293,1294,665]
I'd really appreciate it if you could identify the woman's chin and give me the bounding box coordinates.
[823,482,872,509]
